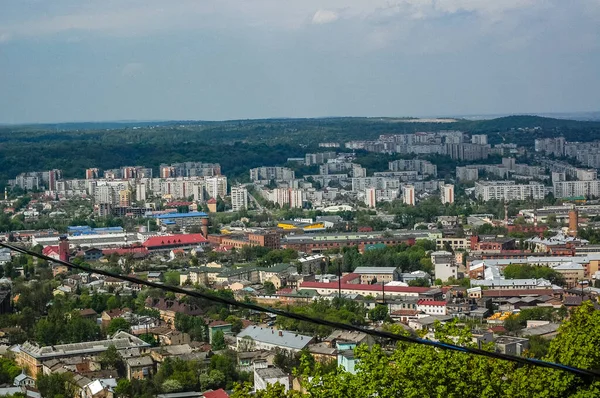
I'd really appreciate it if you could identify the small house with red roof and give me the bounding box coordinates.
[208,320,233,344]
[203,389,229,398]
[42,245,60,260]
[207,198,218,213]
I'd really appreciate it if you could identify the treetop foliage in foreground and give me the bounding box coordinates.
[233,302,600,398]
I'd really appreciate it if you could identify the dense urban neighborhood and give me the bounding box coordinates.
[2,119,600,397]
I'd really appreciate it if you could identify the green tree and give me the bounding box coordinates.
[368,305,388,322]
[263,282,276,295]
[212,330,226,350]
[99,345,124,373]
[106,318,131,335]
[36,372,75,398]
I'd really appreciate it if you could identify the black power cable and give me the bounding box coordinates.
[2,241,598,379]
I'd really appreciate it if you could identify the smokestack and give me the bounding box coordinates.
[59,236,70,262]
[504,202,509,226]
[201,217,209,238]
[568,206,578,237]
[533,209,538,228]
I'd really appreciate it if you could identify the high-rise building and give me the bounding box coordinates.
[119,190,132,207]
[85,168,100,180]
[231,186,248,211]
[440,184,455,204]
[273,188,303,208]
[205,176,227,199]
[365,187,376,208]
[135,183,147,202]
[474,181,545,202]
[403,185,415,206]
[471,134,488,145]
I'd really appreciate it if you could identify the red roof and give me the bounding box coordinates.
[417,300,447,306]
[208,320,230,327]
[340,273,360,283]
[299,281,431,294]
[42,246,59,255]
[143,234,208,249]
[203,389,229,398]
[207,198,217,204]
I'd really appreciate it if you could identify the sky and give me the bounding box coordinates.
[0,0,599,124]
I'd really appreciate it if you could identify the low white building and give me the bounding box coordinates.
[254,366,290,392]
[417,300,448,315]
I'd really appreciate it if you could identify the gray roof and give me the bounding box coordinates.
[353,267,398,274]
[237,326,312,350]
[126,356,154,367]
[255,367,287,379]
[19,331,149,359]
[520,323,561,337]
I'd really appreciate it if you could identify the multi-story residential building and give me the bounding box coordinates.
[456,166,479,182]
[403,185,415,206]
[205,176,228,199]
[365,187,376,208]
[474,181,545,201]
[553,180,600,198]
[440,184,454,204]
[272,188,303,208]
[231,186,248,211]
[471,134,488,145]
[160,162,221,178]
[445,143,490,161]
[388,159,437,177]
[535,137,565,157]
[85,168,100,180]
[250,167,295,182]
[305,152,337,166]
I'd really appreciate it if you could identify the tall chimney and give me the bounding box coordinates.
[568,206,578,237]
[201,217,209,238]
[58,236,70,262]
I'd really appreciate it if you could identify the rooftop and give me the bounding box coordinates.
[153,211,208,219]
[237,326,312,351]
[19,331,149,359]
[353,267,398,274]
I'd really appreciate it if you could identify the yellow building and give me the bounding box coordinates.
[277,220,325,232]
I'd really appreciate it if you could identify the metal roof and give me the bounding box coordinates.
[237,326,311,350]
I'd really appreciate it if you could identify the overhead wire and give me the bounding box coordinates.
[1,241,598,380]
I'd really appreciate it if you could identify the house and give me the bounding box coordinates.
[519,323,560,340]
[81,378,118,398]
[84,248,104,261]
[126,356,154,380]
[494,336,529,356]
[408,315,453,331]
[325,330,374,348]
[147,272,164,283]
[338,350,357,374]
[52,264,69,277]
[236,326,314,353]
[237,351,275,372]
[79,308,98,320]
[101,309,129,328]
[307,343,337,363]
[353,267,401,284]
[254,366,290,392]
[417,300,448,316]
[143,327,191,346]
[145,298,203,328]
[13,371,35,387]
[208,321,232,344]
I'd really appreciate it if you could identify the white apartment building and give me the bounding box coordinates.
[205,176,228,199]
[431,251,458,282]
[456,166,479,182]
[440,184,455,204]
[474,181,545,202]
[471,134,488,145]
[250,167,295,182]
[553,180,600,198]
[272,188,303,208]
[231,186,249,211]
[403,185,415,206]
[365,187,376,208]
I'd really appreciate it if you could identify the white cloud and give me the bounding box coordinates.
[312,9,339,24]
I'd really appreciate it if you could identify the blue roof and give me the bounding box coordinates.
[153,212,208,219]
[162,220,176,225]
